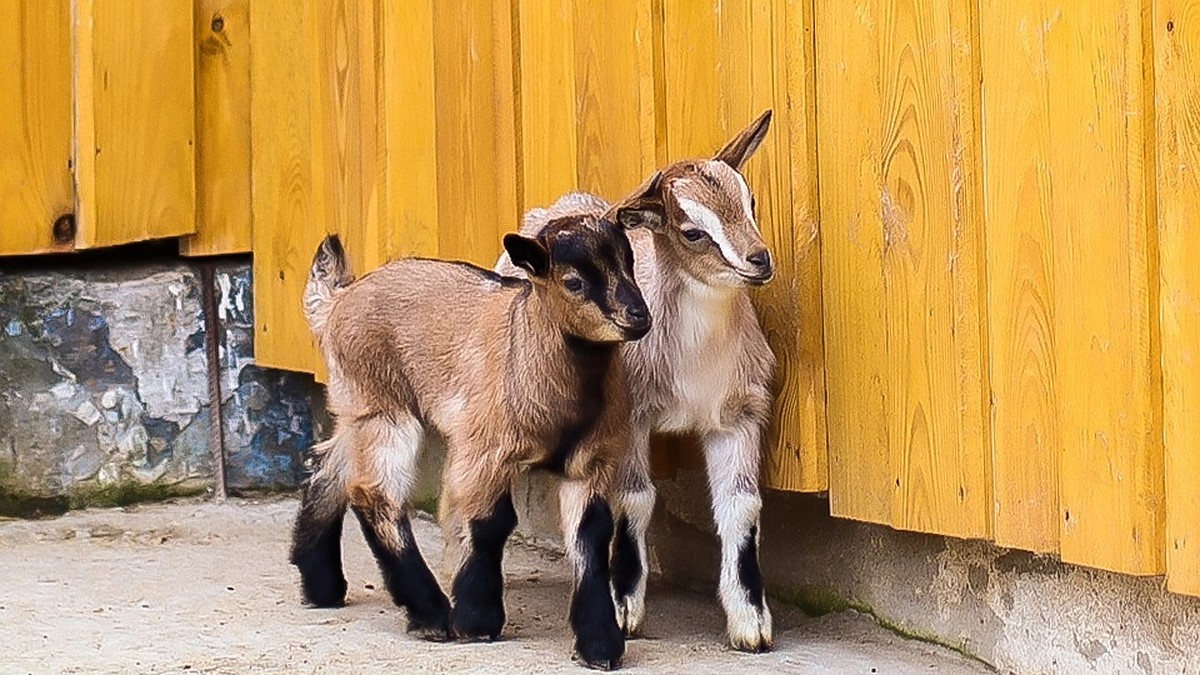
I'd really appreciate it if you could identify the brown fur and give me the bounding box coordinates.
[294,207,656,663]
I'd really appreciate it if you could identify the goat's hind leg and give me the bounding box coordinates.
[291,433,351,608]
[703,424,772,652]
[349,415,452,639]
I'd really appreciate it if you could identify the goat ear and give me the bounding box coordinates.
[503,233,550,277]
[714,109,772,171]
[611,171,665,232]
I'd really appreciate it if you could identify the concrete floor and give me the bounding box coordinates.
[0,497,991,674]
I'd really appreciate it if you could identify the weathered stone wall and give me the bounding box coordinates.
[0,259,327,514]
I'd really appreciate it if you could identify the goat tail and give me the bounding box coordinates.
[304,234,354,338]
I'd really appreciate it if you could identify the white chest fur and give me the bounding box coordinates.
[653,283,742,434]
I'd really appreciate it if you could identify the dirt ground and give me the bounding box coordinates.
[0,497,991,674]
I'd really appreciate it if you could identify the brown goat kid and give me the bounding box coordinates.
[290,188,661,669]
[497,113,778,652]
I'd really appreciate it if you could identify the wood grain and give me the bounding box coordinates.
[75,0,196,248]
[573,0,659,199]
[760,0,828,493]
[817,0,894,525]
[979,0,1061,554]
[818,0,990,536]
[1155,0,1200,594]
[376,0,440,261]
[1048,1,1163,576]
[249,0,325,374]
[184,0,252,256]
[517,0,578,210]
[431,0,520,266]
[0,0,73,255]
[878,0,989,538]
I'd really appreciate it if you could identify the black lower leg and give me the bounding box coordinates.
[737,525,765,611]
[352,506,452,638]
[451,493,517,640]
[610,515,642,603]
[572,498,624,669]
[290,483,348,608]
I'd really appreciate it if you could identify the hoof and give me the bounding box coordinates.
[726,602,773,653]
[407,605,453,642]
[451,601,506,642]
[575,627,624,671]
[299,576,347,609]
[613,593,644,638]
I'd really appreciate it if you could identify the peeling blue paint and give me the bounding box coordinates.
[211,264,329,491]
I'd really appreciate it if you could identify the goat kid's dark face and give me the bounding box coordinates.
[503,220,650,343]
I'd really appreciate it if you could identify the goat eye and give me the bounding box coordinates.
[682,229,709,243]
[563,277,585,293]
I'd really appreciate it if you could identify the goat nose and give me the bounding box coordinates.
[746,249,771,269]
[628,304,649,322]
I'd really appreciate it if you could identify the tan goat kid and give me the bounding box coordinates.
[290,190,662,669]
[497,112,778,652]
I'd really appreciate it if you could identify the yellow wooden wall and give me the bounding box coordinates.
[1,0,1199,595]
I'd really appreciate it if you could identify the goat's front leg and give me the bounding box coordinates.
[561,478,625,670]
[610,427,654,637]
[444,457,518,642]
[702,423,772,652]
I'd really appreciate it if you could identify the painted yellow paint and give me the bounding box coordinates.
[572,0,662,200]
[817,0,893,525]
[818,0,990,538]
[759,0,827,493]
[0,0,73,255]
[1047,1,1163,576]
[184,0,252,257]
[431,0,520,267]
[1155,0,1200,595]
[516,0,578,211]
[248,0,325,375]
[74,0,196,248]
[979,0,1060,554]
[374,0,440,262]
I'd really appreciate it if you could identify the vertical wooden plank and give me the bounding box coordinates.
[979,0,1061,554]
[377,0,439,261]
[310,0,368,274]
[516,0,577,210]
[816,0,893,524]
[249,0,324,374]
[1050,1,1163,576]
[1155,0,1200,594]
[660,1,721,158]
[878,0,989,538]
[818,0,989,536]
[761,0,828,493]
[0,0,74,255]
[431,0,520,266]
[75,0,196,248]
[184,0,252,256]
[573,0,659,199]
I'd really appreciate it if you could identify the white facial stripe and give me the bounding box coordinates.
[677,197,742,267]
[732,171,756,226]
